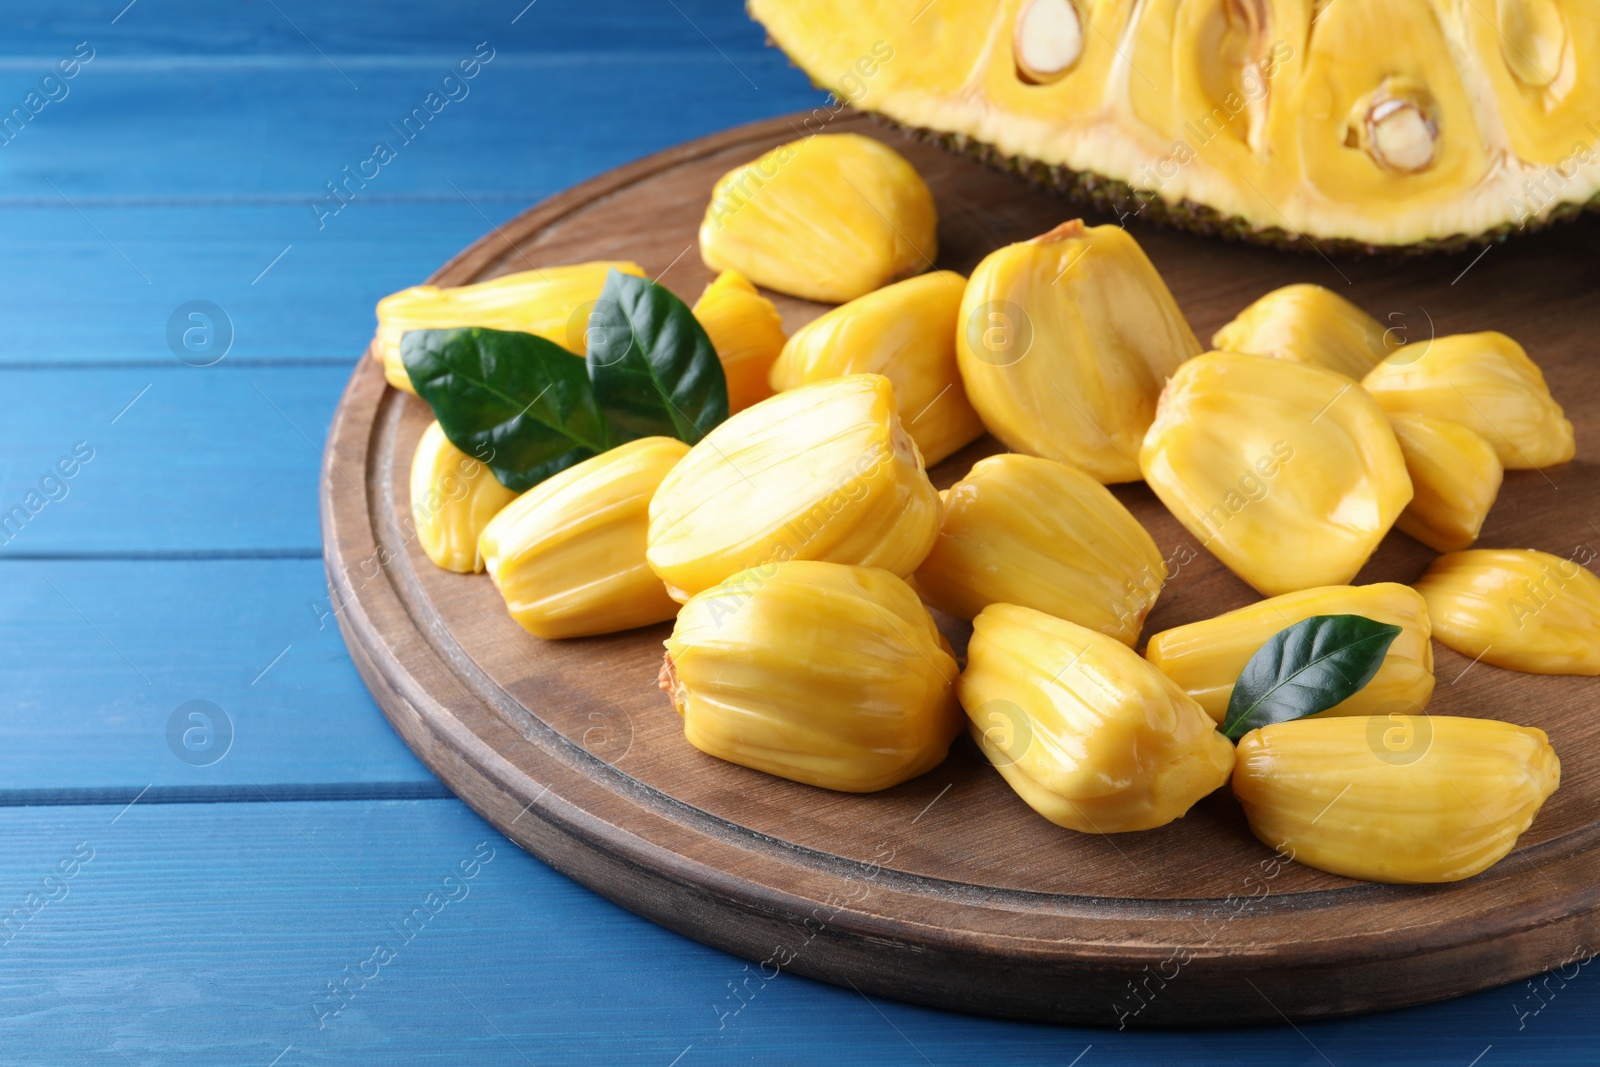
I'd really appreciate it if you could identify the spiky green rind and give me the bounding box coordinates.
[875,115,1600,256]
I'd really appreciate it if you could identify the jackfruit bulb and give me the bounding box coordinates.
[957,221,1200,484]
[1140,351,1412,596]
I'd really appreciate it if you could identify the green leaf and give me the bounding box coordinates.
[586,269,729,444]
[401,326,615,493]
[1221,614,1404,741]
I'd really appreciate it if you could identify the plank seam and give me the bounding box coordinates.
[0,549,324,561]
[0,360,359,372]
[0,782,453,807]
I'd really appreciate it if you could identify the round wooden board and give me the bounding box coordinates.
[321,112,1600,1027]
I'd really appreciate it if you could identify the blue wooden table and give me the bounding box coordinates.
[2,2,1592,1063]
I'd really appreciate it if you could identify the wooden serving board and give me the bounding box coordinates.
[321,112,1600,1026]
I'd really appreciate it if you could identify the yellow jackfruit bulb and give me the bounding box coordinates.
[1140,351,1413,596]
[478,437,689,639]
[698,133,936,303]
[913,453,1166,644]
[647,374,941,602]
[1362,331,1575,470]
[1414,548,1600,675]
[691,270,786,414]
[1144,583,1435,723]
[661,561,961,792]
[956,221,1201,483]
[1211,284,1397,380]
[373,261,646,394]
[1233,716,1560,883]
[409,421,519,574]
[1387,412,1503,553]
[769,271,984,465]
[959,604,1235,833]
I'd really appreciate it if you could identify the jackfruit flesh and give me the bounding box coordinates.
[1362,331,1575,470]
[1144,582,1435,722]
[748,0,1600,249]
[662,560,961,791]
[912,453,1167,644]
[1140,351,1413,596]
[769,271,984,466]
[478,437,688,639]
[373,261,644,393]
[698,133,937,303]
[410,421,518,574]
[1414,548,1600,675]
[692,269,785,414]
[1233,715,1560,882]
[957,221,1201,484]
[1387,413,1503,553]
[646,374,941,602]
[1212,284,1397,379]
[960,603,1236,833]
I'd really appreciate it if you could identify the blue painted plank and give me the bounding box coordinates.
[0,559,432,790]
[0,0,780,58]
[0,202,524,364]
[0,53,823,200]
[4,0,1581,1059]
[0,798,1590,1066]
[0,365,346,552]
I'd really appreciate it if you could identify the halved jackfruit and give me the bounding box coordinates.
[748,0,1600,249]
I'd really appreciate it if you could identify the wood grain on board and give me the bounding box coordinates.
[322,111,1600,1025]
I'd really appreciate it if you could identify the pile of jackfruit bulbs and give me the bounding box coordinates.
[374,133,1593,885]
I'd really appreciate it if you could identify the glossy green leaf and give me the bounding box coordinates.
[1222,614,1403,741]
[401,326,614,493]
[586,270,728,444]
